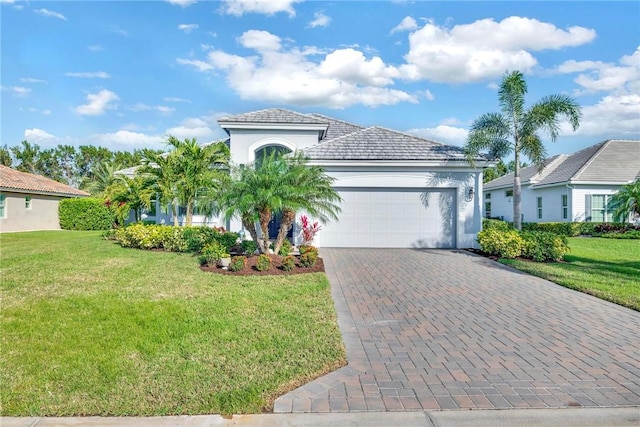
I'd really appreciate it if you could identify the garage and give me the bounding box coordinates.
[319,187,456,248]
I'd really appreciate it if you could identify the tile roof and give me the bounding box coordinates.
[306,113,365,140]
[484,139,640,190]
[218,108,327,125]
[302,126,485,162]
[0,165,90,197]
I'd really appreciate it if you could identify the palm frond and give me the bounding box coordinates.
[498,70,527,120]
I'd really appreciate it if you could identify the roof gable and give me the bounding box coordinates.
[306,113,364,141]
[0,165,89,197]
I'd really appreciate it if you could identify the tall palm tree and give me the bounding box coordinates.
[464,71,582,230]
[138,150,180,226]
[222,151,341,254]
[167,136,230,226]
[608,179,640,223]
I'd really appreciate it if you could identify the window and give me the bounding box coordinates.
[485,192,491,200]
[505,189,513,197]
[485,202,492,218]
[561,195,568,220]
[25,196,32,210]
[0,193,5,218]
[537,197,543,219]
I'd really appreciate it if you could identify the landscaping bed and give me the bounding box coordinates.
[200,254,325,276]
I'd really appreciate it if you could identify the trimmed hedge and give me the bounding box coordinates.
[59,197,114,230]
[520,231,569,262]
[114,224,238,253]
[477,229,524,259]
[482,218,513,231]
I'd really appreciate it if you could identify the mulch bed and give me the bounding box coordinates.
[199,254,325,276]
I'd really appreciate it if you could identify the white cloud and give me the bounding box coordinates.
[405,125,469,146]
[110,26,128,36]
[178,24,199,34]
[65,71,111,78]
[165,116,225,141]
[561,93,640,138]
[75,89,119,116]
[400,16,596,83]
[164,97,191,103]
[90,130,165,147]
[424,89,434,101]
[128,103,175,114]
[220,0,300,17]
[390,16,418,34]
[20,77,47,84]
[34,8,67,20]
[24,128,58,143]
[1,86,31,96]
[166,0,197,6]
[308,11,331,29]
[179,29,416,108]
[88,45,105,52]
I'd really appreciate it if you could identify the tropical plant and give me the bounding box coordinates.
[608,179,640,223]
[81,161,123,196]
[138,149,180,225]
[222,151,341,255]
[105,174,154,222]
[464,70,582,230]
[0,145,12,166]
[166,136,230,226]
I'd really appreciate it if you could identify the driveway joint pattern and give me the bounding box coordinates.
[274,249,640,412]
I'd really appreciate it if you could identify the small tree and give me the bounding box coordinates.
[105,175,154,222]
[465,70,581,230]
[609,179,640,223]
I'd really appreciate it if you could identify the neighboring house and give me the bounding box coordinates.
[483,139,640,223]
[217,108,492,249]
[0,165,90,232]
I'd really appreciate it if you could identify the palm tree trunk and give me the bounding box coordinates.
[186,202,193,227]
[259,208,271,253]
[513,149,522,231]
[241,214,259,250]
[274,208,295,255]
[171,201,179,227]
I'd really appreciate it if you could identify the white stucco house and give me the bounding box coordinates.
[216,108,492,249]
[483,139,640,223]
[0,165,90,232]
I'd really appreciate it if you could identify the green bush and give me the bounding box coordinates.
[229,256,247,272]
[59,198,114,230]
[201,241,227,266]
[477,229,525,259]
[278,240,293,256]
[214,231,239,253]
[522,222,581,236]
[183,227,217,252]
[281,255,296,272]
[600,230,640,239]
[299,248,318,268]
[520,231,570,262]
[482,218,513,231]
[299,245,318,255]
[256,254,271,271]
[114,223,165,249]
[240,240,258,255]
[160,227,188,252]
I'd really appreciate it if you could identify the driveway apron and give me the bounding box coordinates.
[274,249,640,413]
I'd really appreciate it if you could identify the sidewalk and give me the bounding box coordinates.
[3,407,639,427]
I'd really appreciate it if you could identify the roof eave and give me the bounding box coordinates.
[307,159,493,168]
[0,187,90,198]
[217,121,329,132]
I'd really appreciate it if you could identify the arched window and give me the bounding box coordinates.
[254,145,292,168]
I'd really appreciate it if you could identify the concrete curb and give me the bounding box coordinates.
[3,407,639,427]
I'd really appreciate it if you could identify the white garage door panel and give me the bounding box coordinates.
[320,188,456,248]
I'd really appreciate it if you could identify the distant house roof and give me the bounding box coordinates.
[218,108,490,164]
[484,140,640,190]
[0,165,90,197]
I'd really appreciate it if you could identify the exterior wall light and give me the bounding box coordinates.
[467,187,475,201]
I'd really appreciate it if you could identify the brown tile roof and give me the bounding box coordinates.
[0,165,89,197]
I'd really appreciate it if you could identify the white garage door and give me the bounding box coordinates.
[319,188,456,248]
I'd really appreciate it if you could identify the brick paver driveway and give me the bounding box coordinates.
[274,249,640,413]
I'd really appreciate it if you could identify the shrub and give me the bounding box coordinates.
[299,247,318,268]
[114,223,165,249]
[160,227,188,252]
[229,256,247,272]
[522,222,581,236]
[593,223,640,235]
[482,218,513,231]
[477,229,524,259]
[256,254,271,271]
[101,229,116,240]
[214,231,240,253]
[520,231,570,262]
[240,240,258,255]
[59,198,114,230]
[183,227,216,252]
[281,255,296,271]
[299,215,322,245]
[200,241,227,266]
[278,239,293,256]
[599,230,640,239]
[299,245,317,255]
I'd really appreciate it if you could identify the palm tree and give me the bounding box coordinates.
[222,151,341,254]
[138,150,180,226]
[608,179,640,223]
[167,136,230,226]
[81,161,123,196]
[105,175,154,223]
[464,70,582,230]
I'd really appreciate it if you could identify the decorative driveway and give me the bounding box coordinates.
[274,249,640,412]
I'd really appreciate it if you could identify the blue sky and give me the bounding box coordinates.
[1,0,639,159]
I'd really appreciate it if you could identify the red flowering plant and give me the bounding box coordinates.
[299,215,322,245]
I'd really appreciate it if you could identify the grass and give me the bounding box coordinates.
[0,231,346,416]
[501,237,640,311]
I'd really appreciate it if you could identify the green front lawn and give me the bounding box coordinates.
[501,237,640,311]
[0,231,346,416]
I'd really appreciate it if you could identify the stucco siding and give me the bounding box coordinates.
[0,192,64,232]
[229,129,321,164]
